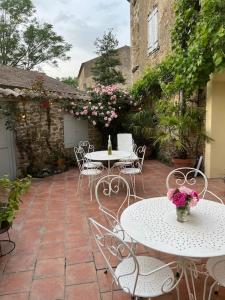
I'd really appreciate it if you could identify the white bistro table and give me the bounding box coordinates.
[85,150,137,173]
[120,197,225,300]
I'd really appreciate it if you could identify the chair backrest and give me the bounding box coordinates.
[79,141,94,153]
[136,145,146,170]
[89,218,139,293]
[74,146,85,171]
[95,175,132,230]
[117,133,133,152]
[166,167,208,197]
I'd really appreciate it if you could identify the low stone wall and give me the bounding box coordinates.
[11,99,100,176]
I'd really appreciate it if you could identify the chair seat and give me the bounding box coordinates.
[120,168,141,175]
[81,169,102,176]
[206,256,225,286]
[113,161,133,168]
[115,256,175,298]
[84,162,103,169]
[113,224,134,244]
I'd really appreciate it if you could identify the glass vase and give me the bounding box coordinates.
[176,206,189,222]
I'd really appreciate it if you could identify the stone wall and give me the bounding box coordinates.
[11,99,100,176]
[78,46,132,90]
[130,0,175,82]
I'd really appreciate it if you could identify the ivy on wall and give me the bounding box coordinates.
[132,0,225,100]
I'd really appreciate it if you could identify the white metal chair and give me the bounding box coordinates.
[166,167,209,198]
[89,218,181,300]
[120,145,146,195]
[201,195,224,300]
[112,143,138,171]
[117,133,133,152]
[95,175,143,246]
[77,142,103,169]
[74,146,104,201]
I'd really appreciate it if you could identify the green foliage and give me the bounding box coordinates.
[132,0,225,99]
[154,100,212,158]
[131,68,162,101]
[127,109,156,145]
[0,0,72,69]
[0,175,31,225]
[91,29,125,85]
[60,76,78,88]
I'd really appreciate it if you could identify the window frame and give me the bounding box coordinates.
[147,6,159,54]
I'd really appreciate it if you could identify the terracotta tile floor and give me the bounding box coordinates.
[0,160,225,300]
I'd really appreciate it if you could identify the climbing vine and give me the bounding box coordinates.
[132,0,225,100]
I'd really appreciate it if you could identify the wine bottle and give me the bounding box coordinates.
[108,135,112,155]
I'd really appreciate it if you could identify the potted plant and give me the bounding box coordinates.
[0,175,31,229]
[155,99,212,167]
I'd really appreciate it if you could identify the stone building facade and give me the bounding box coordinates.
[77,45,132,90]
[128,0,225,178]
[129,0,174,82]
[0,65,93,177]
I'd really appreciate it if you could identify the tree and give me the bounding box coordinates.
[0,0,72,69]
[91,29,125,85]
[60,76,78,88]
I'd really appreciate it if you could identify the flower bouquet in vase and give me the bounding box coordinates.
[167,186,199,222]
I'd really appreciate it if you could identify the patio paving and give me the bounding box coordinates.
[0,160,225,300]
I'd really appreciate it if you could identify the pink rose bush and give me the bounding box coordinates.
[63,84,136,128]
[167,186,199,208]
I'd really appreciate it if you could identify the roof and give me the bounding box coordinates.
[0,65,89,101]
[77,45,130,79]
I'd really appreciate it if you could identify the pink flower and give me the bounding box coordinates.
[105,123,109,127]
[172,192,187,207]
[190,191,199,207]
[179,186,193,195]
[92,120,96,126]
[75,112,79,116]
[167,188,176,201]
[104,117,108,121]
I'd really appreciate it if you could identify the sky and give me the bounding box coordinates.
[32,0,130,79]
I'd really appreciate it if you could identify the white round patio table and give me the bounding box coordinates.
[85,150,133,173]
[120,197,225,300]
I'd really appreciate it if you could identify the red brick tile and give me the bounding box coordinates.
[65,282,100,300]
[5,254,36,274]
[66,246,93,265]
[66,262,96,285]
[101,290,131,300]
[97,270,120,293]
[34,257,65,278]
[41,230,65,244]
[38,242,65,259]
[30,277,64,300]
[0,271,33,295]
[0,292,29,300]
[65,234,89,249]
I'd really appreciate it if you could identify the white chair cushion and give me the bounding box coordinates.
[84,162,103,169]
[114,161,133,167]
[115,256,175,298]
[81,169,102,176]
[206,256,225,286]
[120,168,141,175]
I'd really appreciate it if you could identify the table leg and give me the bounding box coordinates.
[181,258,198,300]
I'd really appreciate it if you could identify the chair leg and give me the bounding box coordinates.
[141,173,146,193]
[89,176,93,202]
[77,173,82,196]
[208,281,217,300]
[203,275,209,300]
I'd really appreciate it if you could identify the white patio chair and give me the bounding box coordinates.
[74,146,104,201]
[166,167,209,198]
[89,218,181,300]
[117,133,133,152]
[95,175,143,247]
[120,145,146,195]
[112,142,138,171]
[76,143,103,169]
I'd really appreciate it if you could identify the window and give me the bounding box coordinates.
[148,7,159,54]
